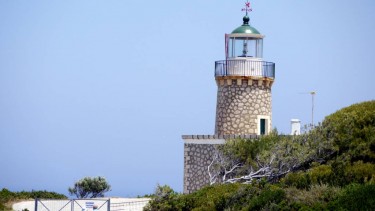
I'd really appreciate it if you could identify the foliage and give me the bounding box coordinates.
[329,183,375,210]
[218,131,278,167]
[68,176,111,198]
[285,184,340,208]
[0,188,67,202]
[0,203,9,211]
[0,188,15,205]
[209,101,375,187]
[245,185,286,210]
[307,164,332,185]
[0,188,66,210]
[282,171,311,190]
[209,126,335,184]
[145,183,285,211]
[345,161,375,184]
[190,183,245,210]
[145,183,375,210]
[322,100,375,163]
[145,183,243,211]
[146,101,375,210]
[144,184,179,211]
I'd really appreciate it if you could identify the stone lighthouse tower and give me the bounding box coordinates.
[214,12,275,136]
[182,2,275,193]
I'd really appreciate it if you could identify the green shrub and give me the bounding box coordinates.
[146,101,375,210]
[0,189,15,204]
[282,171,311,189]
[187,183,242,211]
[308,164,332,185]
[345,161,375,184]
[306,161,375,187]
[246,185,286,210]
[285,184,340,208]
[219,131,279,167]
[144,184,179,211]
[322,100,375,162]
[0,202,9,211]
[145,181,371,210]
[329,184,375,210]
[225,185,260,210]
[68,176,111,198]
[0,188,66,211]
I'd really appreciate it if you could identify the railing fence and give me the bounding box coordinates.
[34,198,149,211]
[110,200,150,211]
[215,59,275,78]
[35,198,110,211]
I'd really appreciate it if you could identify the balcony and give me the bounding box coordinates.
[215,59,275,78]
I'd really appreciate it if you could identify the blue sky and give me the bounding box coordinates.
[0,0,374,197]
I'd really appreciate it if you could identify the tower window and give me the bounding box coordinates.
[228,37,263,58]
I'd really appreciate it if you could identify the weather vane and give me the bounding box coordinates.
[241,1,253,15]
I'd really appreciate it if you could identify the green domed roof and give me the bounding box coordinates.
[231,16,260,34]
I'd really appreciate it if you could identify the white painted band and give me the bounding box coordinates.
[183,139,225,145]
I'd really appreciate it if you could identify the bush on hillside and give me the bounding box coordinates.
[282,171,311,190]
[329,184,375,210]
[285,184,341,209]
[146,101,375,210]
[0,188,67,211]
[145,183,373,210]
[0,188,66,201]
[322,100,375,162]
[307,164,332,185]
[245,185,286,210]
[0,202,8,211]
[144,184,179,211]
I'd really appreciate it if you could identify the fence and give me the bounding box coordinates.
[215,59,275,78]
[33,198,149,211]
[34,199,110,211]
[110,200,150,211]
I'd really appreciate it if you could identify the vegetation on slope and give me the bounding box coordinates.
[145,100,375,210]
[145,183,375,211]
[0,188,67,210]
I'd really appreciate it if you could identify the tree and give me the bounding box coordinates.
[208,100,375,186]
[68,176,111,198]
[321,100,375,162]
[144,184,179,211]
[208,128,335,185]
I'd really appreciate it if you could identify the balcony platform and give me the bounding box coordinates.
[215,59,275,78]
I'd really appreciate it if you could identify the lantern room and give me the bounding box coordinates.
[226,16,264,59]
[215,12,274,79]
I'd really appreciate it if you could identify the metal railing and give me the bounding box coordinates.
[33,198,149,211]
[34,198,110,211]
[111,200,150,211]
[215,59,275,78]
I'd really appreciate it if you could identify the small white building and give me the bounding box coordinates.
[290,119,301,135]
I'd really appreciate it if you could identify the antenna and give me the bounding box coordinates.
[242,1,253,16]
[299,91,316,127]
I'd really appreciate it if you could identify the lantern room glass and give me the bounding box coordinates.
[227,37,263,59]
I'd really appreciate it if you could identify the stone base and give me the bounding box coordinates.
[182,134,259,194]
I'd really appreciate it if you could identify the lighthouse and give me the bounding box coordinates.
[214,7,275,136]
[182,2,275,193]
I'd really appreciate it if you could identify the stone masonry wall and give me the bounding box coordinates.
[215,78,272,135]
[182,135,259,194]
[184,143,216,194]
